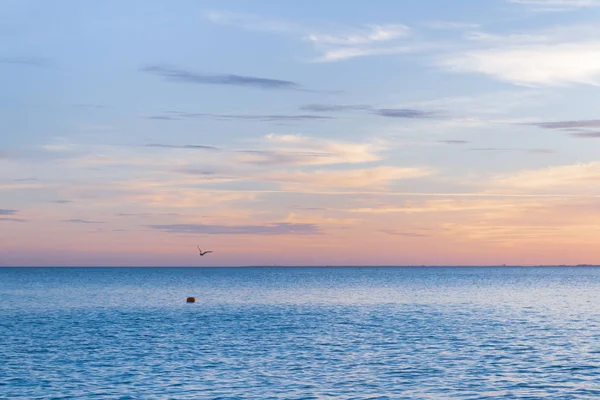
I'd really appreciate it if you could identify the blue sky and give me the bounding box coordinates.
[3,0,600,266]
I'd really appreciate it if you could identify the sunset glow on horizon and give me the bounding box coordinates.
[3,0,600,266]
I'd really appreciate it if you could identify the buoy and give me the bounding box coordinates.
[186,297,196,303]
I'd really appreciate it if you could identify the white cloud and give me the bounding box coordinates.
[246,133,384,166]
[263,166,433,188]
[205,10,416,63]
[507,0,600,11]
[491,162,600,191]
[313,45,418,63]
[440,40,600,86]
[306,24,410,45]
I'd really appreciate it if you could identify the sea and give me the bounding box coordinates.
[1,267,599,399]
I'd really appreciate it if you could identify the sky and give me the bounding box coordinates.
[2,0,600,266]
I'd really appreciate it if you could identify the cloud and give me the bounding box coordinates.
[234,150,332,166]
[147,116,181,120]
[0,57,49,67]
[440,41,600,86]
[205,11,301,33]
[526,120,600,138]
[491,162,600,190]
[0,209,18,215]
[299,104,372,112]
[61,219,104,224]
[467,147,555,154]
[251,133,384,166]
[570,131,600,138]
[263,166,432,188]
[306,24,410,45]
[0,209,24,222]
[50,200,72,204]
[423,21,480,30]
[147,112,334,122]
[439,140,468,145]
[73,104,107,109]
[348,199,531,214]
[205,11,419,63]
[142,65,302,90]
[14,178,39,182]
[145,144,220,151]
[306,23,417,63]
[375,109,438,118]
[506,0,600,11]
[313,46,417,63]
[148,222,320,235]
[116,212,179,217]
[291,206,330,211]
[379,229,429,237]
[179,163,431,189]
[527,120,600,129]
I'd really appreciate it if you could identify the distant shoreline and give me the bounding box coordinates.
[1,265,600,268]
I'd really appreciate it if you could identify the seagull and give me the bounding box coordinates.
[197,246,213,256]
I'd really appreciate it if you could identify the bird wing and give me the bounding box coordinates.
[197,245,202,252]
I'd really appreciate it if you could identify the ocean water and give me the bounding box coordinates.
[1,267,600,399]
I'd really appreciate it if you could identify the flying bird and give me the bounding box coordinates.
[197,246,213,256]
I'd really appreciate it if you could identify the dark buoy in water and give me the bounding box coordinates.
[186,297,196,303]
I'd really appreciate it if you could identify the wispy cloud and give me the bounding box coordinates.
[0,209,25,222]
[205,11,419,63]
[147,115,180,121]
[291,206,330,211]
[14,178,39,182]
[527,120,600,129]
[50,200,72,204]
[117,212,179,217]
[148,222,320,235]
[300,104,442,119]
[379,229,429,237]
[506,0,600,11]
[491,162,600,191]
[0,56,49,67]
[306,24,410,45]
[142,65,302,90]
[234,150,332,166]
[423,21,480,30]
[205,11,301,33]
[305,24,414,62]
[467,147,555,154]
[312,46,418,63]
[0,217,25,222]
[0,209,18,215]
[61,219,104,224]
[247,133,384,166]
[147,112,334,122]
[262,166,432,188]
[439,140,469,145]
[569,131,600,138]
[73,104,107,109]
[299,104,372,112]
[375,109,438,118]
[526,119,600,138]
[145,144,220,151]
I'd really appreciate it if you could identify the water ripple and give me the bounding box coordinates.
[1,267,600,398]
